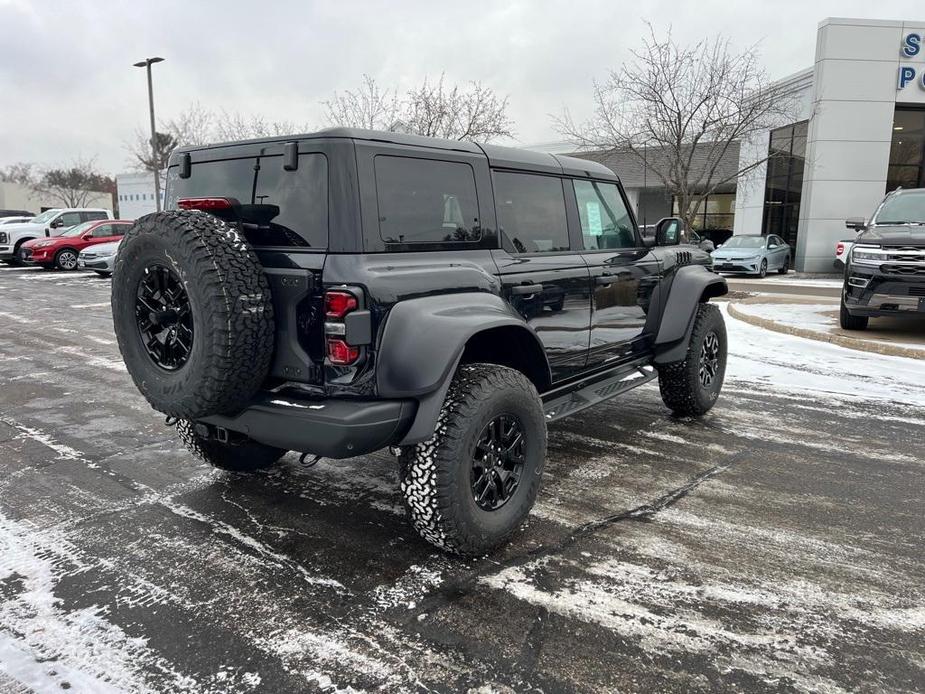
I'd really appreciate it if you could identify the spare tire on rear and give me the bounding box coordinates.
[111,210,274,419]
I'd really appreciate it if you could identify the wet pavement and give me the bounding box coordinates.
[0,264,923,693]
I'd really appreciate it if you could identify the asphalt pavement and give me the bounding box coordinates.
[0,264,923,693]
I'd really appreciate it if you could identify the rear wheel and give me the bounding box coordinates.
[176,420,286,472]
[778,256,790,275]
[839,297,868,330]
[55,248,78,271]
[656,303,727,417]
[399,364,546,556]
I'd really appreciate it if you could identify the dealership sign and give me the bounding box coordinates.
[899,32,925,89]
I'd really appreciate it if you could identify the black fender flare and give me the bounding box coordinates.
[653,265,728,364]
[376,292,549,444]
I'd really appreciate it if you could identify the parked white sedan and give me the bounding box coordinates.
[77,239,120,276]
[710,234,791,277]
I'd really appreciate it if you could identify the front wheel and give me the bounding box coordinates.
[758,259,768,278]
[399,364,546,556]
[55,248,78,271]
[656,303,727,417]
[839,298,868,330]
[176,420,286,472]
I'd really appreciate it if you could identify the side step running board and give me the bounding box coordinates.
[542,366,657,423]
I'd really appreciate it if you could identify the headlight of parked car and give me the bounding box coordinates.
[851,247,882,265]
[34,241,53,248]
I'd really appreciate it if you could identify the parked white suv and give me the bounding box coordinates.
[0,208,113,265]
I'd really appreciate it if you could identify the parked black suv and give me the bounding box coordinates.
[111,128,728,555]
[841,188,925,330]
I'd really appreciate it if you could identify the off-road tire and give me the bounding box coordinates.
[656,303,726,417]
[176,420,285,472]
[399,364,546,556]
[111,210,274,419]
[839,297,868,330]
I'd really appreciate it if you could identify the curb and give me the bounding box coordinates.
[727,302,925,361]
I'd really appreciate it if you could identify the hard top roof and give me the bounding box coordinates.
[174,127,619,180]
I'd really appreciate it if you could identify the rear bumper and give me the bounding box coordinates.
[200,393,417,459]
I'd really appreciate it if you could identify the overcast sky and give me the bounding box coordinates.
[1,0,924,175]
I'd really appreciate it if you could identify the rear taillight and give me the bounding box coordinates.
[324,290,358,319]
[836,242,845,255]
[324,289,362,365]
[177,197,235,211]
[326,338,360,365]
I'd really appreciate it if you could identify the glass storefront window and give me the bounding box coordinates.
[761,121,808,251]
[672,193,736,231]
[887,107,925,192]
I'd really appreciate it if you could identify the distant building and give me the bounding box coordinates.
[116,172,165,220]
[0,181,111,215]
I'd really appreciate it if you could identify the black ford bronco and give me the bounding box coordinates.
[841,187,925,330]
[111,128,728,555]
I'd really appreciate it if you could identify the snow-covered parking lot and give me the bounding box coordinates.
[0,264,923,693]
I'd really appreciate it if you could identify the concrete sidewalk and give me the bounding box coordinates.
[726,294,925,359]
[724,272,842,299]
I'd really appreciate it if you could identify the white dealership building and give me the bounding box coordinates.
[733,16,925,271]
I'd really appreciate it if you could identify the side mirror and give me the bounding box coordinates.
[845,217,867,231]
[50,218,64,228]
[655,217,682,246]
[642,235,656,248]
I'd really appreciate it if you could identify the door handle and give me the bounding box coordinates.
[596,274,617,286]
[510,283,544,296]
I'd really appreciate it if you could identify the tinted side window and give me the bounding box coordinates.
[91,224,113,237]
[82,211,108,222]
[374,156,480,247]
[573,180,636,250]
[166,153,328,248]
[57,212,82,227]
[494,172,569,253]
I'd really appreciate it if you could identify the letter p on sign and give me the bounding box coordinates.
[899,66,917,89]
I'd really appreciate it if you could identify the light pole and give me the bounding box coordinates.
[133,56,165,212]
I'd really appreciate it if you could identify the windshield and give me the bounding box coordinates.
[872,191,925,225]
[30,209,59,224]
[60,221,95,238]
[722,236,766,249]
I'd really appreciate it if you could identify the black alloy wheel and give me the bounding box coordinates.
[135,264,194,371]
[699,331,721,388]
[471,414,526,511]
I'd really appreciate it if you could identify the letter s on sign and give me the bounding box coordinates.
[903,32,921,57]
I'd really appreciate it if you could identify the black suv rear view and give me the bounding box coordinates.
[111,128,728,555]
[841,188,925,330]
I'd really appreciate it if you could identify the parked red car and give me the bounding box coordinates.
[22,219,133,270]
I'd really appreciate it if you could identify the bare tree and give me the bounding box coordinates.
[558,25,800,229]
[164,102,215,147]
[129,129,177,174]
[323,74,514,142]
[0,162,37,186]
[322,74,401,131]
[33,157,114,208]
[212,110,305,142]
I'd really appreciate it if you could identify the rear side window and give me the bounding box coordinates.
[494,171,569,253]
[374,156,481,247]
[573,180,636,250]
[166,153,328,249]
[82,211,109,222]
